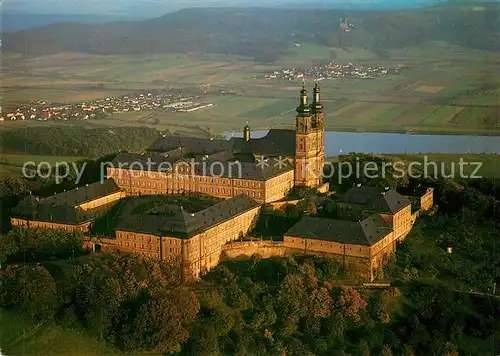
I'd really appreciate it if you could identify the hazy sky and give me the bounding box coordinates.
[4,0,445,16]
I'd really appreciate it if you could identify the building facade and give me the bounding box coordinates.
[91,194,261,281]
[10,180,125,233]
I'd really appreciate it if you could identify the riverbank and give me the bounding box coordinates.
[226,124,500,137]
[229,130,500,155]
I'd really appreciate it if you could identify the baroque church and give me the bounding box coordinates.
[107,84,329,203]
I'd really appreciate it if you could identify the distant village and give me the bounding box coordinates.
[0,87,233,122]
[263,62,403,81]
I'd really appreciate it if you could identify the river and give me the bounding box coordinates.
[225,130,500,156]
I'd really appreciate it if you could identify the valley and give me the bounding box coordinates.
[1,42,499,136]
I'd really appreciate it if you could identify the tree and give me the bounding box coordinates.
[0,227,83,263]
[74,266,123,341]
[124,288,200,353]
[0,265,58,323]
[278,274,308,319]
[335,286,367,322]
[309,287,333,318]
[381,345,393,356]
[357,340,371,356]
[0,236,18,267]
[297,198,317,216]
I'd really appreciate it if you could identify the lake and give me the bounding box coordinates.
[225,130,500,156]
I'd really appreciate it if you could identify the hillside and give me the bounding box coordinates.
[0,126,161,158]
[3,5,499,61]
[1,13,141,32]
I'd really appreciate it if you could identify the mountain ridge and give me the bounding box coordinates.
[3,5,499,61]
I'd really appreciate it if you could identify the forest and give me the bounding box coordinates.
[0,126,161,158]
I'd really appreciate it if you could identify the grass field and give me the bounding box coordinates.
[327,153,499,178]
[0,154,86,166]
[0,309,123,356]
[2,41,500,135]
[390,153,499,178]
[0,154,87,178]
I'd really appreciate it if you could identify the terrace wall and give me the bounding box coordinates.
[221,237,382,281]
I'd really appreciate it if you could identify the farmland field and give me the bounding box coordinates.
[415,85,445,94]
[1,41,500,136]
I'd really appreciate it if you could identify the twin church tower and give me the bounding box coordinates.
[294,84,325,188]
[244,84,325,189]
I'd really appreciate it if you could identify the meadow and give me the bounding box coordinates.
[0,308,125,356]
[0,154,86,178]
[390,153,500,179]
[1,42,499,136]
[327,153,499,179]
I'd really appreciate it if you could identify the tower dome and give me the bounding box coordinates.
[296,86,310,114]
[310,83,323,112]
[243,122,251,143]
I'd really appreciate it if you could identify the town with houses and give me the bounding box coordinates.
[263,61,403,81]
[0,88,227,123]
[0,62,403,123]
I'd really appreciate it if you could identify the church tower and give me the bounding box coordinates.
[294,84,325,188]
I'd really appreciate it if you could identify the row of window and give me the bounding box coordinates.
[116,176,265,188]
[128,185,264,198]
[117,232,181,245]
[118,240,182,255]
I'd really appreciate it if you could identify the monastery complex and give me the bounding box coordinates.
[10,86,434,281]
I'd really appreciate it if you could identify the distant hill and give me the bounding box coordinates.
[3,5,499,61]
[1,13,142,32]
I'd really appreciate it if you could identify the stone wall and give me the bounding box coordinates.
[268,199,300,210]
[221,239,373,281]
[221,241,289,259]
